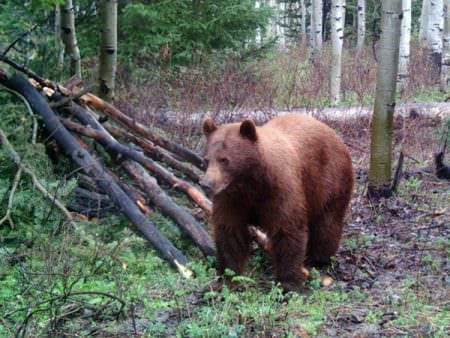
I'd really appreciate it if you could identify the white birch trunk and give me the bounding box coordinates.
[98,0,118,101]
[311,0,323,57]
[420,0,429,43]
[330,0,346,105]
[55,4,64,81]
[279,1,286,48]
[61,0,81,78]
[301,0,307,41]
[255,1,262,44]
[357,0,366,51]
[427,0,444,55]
[441,0,450,91]
[268,0,278,39]
[398,0,412,91]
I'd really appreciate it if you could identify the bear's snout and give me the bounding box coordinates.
[199,177,214,193]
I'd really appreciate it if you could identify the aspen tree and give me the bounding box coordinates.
[441,0,450,91]
[98,0,118,101]
[357,0,365,51]
[61,0,81,78]
[398,0,412,92]
[368,0,402,198]
[330,0,346,105]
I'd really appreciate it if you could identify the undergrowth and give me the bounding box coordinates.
[114,42,447,119]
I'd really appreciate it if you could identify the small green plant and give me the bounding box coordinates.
[404,177,422,190]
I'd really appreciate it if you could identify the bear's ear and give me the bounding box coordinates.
[203,118,217,137]
[240,119,257,141]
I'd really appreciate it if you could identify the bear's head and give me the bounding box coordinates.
[200,117,259,195]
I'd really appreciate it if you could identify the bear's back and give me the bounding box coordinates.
[261,114,353,214]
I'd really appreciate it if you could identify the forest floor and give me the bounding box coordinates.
[1,104,449,337]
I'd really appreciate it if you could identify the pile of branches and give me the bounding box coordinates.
[0,57,215,278]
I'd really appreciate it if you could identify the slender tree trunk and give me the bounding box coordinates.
[441,0,450,91]
[301,0,307,42]
[311,0,323,58]
[55,4,64,81]
[330,0,346,105]
[420,0,429,43]
[368,0,402,199]
[279,1,286,48]
[357,0,366,51]
[427,0,444,62]
[398,0,412,92]
[60,0,81,78]
[255,1,262,44]
[98,0,118,101]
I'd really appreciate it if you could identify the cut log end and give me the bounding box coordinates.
[174,259,194,279]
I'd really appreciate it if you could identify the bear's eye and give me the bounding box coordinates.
[218,158,229,165]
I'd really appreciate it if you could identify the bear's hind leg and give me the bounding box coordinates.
[306,205,346,267]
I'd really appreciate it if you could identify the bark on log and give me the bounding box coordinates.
[61,117,214,256]
[106,124,202,183]
[77,174,153,217]
[0,70,191,277]
[78,174,105,193]
[80,93,205,169]
[64,106,212,214]
[154,103,450,131]
[122,160,215,257]
[68,187,118,218]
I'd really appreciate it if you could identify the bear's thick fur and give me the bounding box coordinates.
[201,114,353,290]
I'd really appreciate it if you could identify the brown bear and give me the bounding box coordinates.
[201,114,353,291]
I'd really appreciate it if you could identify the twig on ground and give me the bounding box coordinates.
[1,85,38,144]
[0,166,22,228]
[391,151,404,192]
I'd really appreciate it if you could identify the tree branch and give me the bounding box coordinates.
[0,128,75,227]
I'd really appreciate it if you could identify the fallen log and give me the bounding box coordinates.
[153,102,450,130]
[61,112,214,255]
[80,93,205,169]
[78,174,103,193]
[106,124,202,183]
[0,55,204,168]
[0,55,61,92]
[68,187,118,218]
[72,144,153,217]
[122,160,215,257]
[64,105,212,213]
[0,70,192,277]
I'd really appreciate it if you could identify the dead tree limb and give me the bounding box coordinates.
[79,93,205,169]
[61,113,214,255]
[0,55,61,92]
[49,84,96,108]
[391,151,404,192]
[64,105,212,213]
[122,160,215,257]
[0,70,192,277]
[77,163,152,217]
[106,124,202,182]
[0,127,75,227]
[0,166,22,228]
